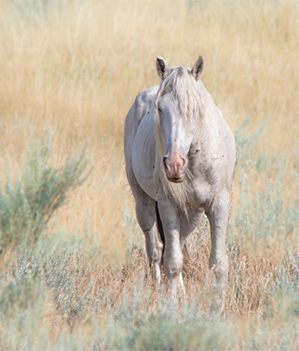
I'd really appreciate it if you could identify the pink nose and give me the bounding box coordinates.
[163,154,187,180]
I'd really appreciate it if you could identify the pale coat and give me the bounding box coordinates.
[124,56,236,299]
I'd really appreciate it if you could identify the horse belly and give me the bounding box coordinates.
[131,114,158,201]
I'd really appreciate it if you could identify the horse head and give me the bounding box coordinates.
[155,56,205,183]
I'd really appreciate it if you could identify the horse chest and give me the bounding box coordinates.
[184,178,214,208]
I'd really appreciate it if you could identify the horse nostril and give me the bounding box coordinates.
[180,157,186,171]
[163,156,168,170]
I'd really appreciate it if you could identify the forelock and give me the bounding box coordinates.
[156,66,201,122]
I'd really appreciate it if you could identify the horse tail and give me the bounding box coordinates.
[155,202,165,264]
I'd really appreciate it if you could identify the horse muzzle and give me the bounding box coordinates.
[163,153,187,183]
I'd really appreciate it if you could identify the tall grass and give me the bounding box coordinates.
[0,0,298,244]
[0,0,298,350]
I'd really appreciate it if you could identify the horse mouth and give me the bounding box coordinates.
[167,176,185,183]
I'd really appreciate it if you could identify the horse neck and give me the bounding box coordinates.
[189,93,221,168]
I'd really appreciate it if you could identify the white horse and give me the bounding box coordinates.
[124,56,236,299]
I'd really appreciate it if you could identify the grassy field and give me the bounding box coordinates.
[0,1,298,350]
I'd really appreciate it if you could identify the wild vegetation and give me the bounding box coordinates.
[0,1,298,350]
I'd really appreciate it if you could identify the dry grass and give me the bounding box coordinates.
[0,1,298,253]
[0,0,298,349]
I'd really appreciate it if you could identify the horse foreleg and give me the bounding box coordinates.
[158,198,183,301]
[206,190,230,311]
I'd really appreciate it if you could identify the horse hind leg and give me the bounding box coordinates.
[178,209,205,300]
[134,192,163,283]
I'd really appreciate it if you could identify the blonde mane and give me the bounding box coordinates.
[154,67,203,211]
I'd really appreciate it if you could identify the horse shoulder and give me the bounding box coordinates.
[189,90,235,202]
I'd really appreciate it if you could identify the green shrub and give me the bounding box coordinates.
[0,137,90,249]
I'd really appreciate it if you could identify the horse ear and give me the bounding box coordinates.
[156,57,170,80]
[191,55,205,81]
